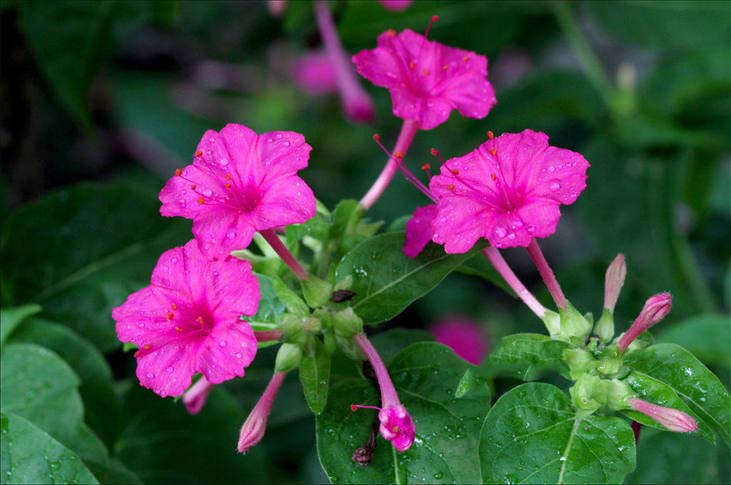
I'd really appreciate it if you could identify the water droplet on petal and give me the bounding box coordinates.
[219,341,227,347]
[494,226,507,238]
[550,182,561,191]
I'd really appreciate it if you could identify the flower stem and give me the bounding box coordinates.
[354,333,399,407]
[360,119,420,210]
[254,330,283,341]
[483,246,546,318]
[260,229,310,280]
[526,239,567,309]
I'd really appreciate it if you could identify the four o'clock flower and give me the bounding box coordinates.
[351,333,416,452]
[617,292,672,352]
[238,372,288,453]
[293,50,338,95]
[159,123,316,261]
[112,240,260,397]
[430,316,489,365]
[628,398,698,433]
[182,376,213,415]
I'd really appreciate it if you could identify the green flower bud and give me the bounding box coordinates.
[563,348,596,380]
[301,276,333,309]
[280,315,307,345]
[323,329,337,355]
[594,308,615,344]
[275,343,303,372]
[604,379,634,411]
[332,307,363,338]
[542,310,561,338]
[557,302,592,343]
[302,316,322,333]
[569,374,605,416]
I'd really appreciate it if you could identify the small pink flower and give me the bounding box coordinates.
[629,398,698,433]
[293,51,338,95]
[352,26,496,130]
[182,376,213,415]
[112,240,260,397]
[618,293,672,352]
[429,129,589,253]
[431,317,489,365]
[379,0,413,11]
[159,124,315,259]
[238,372,287,453]
[352,333,416,452]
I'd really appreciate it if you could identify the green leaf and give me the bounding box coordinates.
[370,328,434,365]
[623,371,713,441]
[487,333,570,381]
[18,0,116,128]
[0,344,108,465]
[0,182,191,351]
[588,1,731,51]
[317,342,491,484]
[658,314,731,368]
[7,318,120,447]
[335,232,480,325]
[270,276,310,315]
[249,273,287,329]
[1,412,98,485]
[480,383,636,485]
[625,343,731,445]
[456,253,516,297]
[0,303,41,345]
[115,385,270,484]
[300,337,331,414]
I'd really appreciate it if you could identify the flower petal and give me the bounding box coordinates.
[207,258,260,317]
[404,204,437,258]
[196,321,257,384]
[252,175,316,230]
[136,343,194,397]
[432,196,490,254]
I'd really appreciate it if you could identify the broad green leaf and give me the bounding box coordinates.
[0,412,98,485]
[115,385,270,484]
[658,314,731,368]
[0,303,41,345]
[0,183,191,351]
[625,343,731,445]
[456,253,516,296]
[8,318,120,448]
[270,275,309,315]
[623,371,713,441]
[335,232,480,324]
[299,337,331,414]
[480,383,636,485]
[0,344,108,465]
[627,427,727,484]
[249,273,287,329]
[370,328,433,365]
[487,333,570,381]
[19,0,116,128]
[588,1,731,51]
[317,342,491,484]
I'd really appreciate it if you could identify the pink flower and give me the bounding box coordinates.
[112,240,260,397]
[403,204,438,258]
[293,50,338,95]
[379,0,413,11]
[431,316,489,365]
[617,293,672,352]
[351,333,415,452]
[159,124,315,259]
[182,376,213,415]
[429,129,589,253]
[238,372,287,453]
[629,398,698,433]
[352,26,496,130]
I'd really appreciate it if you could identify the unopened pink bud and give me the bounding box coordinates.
[237,372,287,453]
[182,377,213,415]
[629,398,698,433]
[379,0,413,11]
[604,254,626,312]
[617,293,672,352]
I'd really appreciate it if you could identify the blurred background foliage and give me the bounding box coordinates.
[0,1,729,484]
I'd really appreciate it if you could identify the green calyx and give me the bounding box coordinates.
[594,308,615,343]
[275,342,303,372]
[547,302,593,343]
[301,276,333,309]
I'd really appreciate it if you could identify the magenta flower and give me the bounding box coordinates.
[352,26,496,130]
[429,129,589,253]
[293,50,338,95]
[351,333,416,452]
[238,372,287,453]
[404,204,438,258]
[617,293,672,352]
[159,124,315,259]
[629,398,698,433]
[431,316,489,365]
[112,240,260,397]
[379,0,413,11]
[182,376,213,415]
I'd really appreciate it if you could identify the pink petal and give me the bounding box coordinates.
[530,146,589,205]
[113,286,173,344]
[151,243,206,300]
[252,175,316,230]
[159,163,229,218]
[200,126,257,187]
[207,258,260,317]
[431,196,490,254]
[192,210,256,260]
[293,51,338,95]
[197,321,257,384]
[404,204,437,258]
[255,131,312,185]
[516,199,562,240]
[136,343,195,397]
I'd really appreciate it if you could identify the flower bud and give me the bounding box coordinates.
[569,374,605,416]
[618,293,672,352]
[332,307,364,338]
[542,310,561,338]
[563,348,596,380]
[557,303,593,343]
[238,372,287,453]
[603,254,626,313]
[604,379,633,411]
[628,398,698,433]
[594,308,615,344]
[182,377,213,415]
[275,343,303,373]
[301,276,333,309]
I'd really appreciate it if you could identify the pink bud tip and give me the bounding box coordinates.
[182,377,213,415]
[236,372,286,453]
[378,404,416,452]
[629,398,698,433]
[344,94,375,123]
[618,292,672,351]
[604,254,627,312]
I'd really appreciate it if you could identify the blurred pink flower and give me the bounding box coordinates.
[379,0,413,11]
[352,26,496,130]
[159,124,315,259]
[431,317,488,365]
[293,50,338,95]
[112,240,260,397]
[429,129,589,253]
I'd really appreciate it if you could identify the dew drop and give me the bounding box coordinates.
[166,366,174,373]
[494,226,507,238]
[219,158,229,166]
[202,189,213,197]
[226,231,236,239]
[219,341,227,347]
[550,182,561,191]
